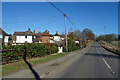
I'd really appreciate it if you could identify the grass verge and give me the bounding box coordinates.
[106,41,119,47]
[2,53,69,76]
[99,41,120,55]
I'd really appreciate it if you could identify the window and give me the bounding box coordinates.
[25,36,27,38]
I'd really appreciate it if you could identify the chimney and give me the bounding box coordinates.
[28,28,30,31]
[56,31,58,34]
[48,31,49,34]
[34,30,35,33]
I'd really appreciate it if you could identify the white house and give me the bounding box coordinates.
[0,28,10,45]
[51,31,65,53]
[50,37,54,43]
[50,31,64,43]
[13,28,35,44]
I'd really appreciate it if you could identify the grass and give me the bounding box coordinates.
[2,53,69,76]
[107,41,119,47]
[99,41,120,55]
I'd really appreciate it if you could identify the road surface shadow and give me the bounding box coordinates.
[85,53,120,59]
[24,47,41,80]
[91,46,101,48]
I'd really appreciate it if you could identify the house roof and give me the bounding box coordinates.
[13,28,34,36]
[35,30,52,37]
[54,31,61,36]
[13,31,34,36]
[13,29,62,38]
[34,33,41,36]
[0,28,9,36]
[41,30,49,36]
[42,34,53,37]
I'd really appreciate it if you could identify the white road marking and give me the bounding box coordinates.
[96,47,111,69]
[102,58,112,71]
[96,47,117,77]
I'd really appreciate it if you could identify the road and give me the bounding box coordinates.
[3,42,119,79]
[43,42,119,78]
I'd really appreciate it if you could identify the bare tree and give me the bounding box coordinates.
[73,30,82,40]
[82,28,95,40]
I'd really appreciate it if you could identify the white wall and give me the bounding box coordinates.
[61,38,65,40]
[39,41,42,43]
[54,36,61,42]
[50,40,54,43]
[0,35,3,38]
[4,36,9,43]
[58,47,63,53]
[16,36,33,43]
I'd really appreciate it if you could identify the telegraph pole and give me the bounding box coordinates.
[64,14,68,52]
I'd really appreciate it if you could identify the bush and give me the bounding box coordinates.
[51,46,58,54]
[2,43,59,63]
[63,40,81,52]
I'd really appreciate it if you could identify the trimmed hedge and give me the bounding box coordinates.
[2,43,58,63]
[51,45,59,54]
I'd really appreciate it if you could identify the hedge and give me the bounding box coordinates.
[2,43,58,64]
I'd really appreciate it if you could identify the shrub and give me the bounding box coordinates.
[63,40,81,52]
[51,46,58,54]
[2,43,55,63]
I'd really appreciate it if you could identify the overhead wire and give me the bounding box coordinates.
[47,0,78,30]
[47,0,65,15]
[66,15,78,30]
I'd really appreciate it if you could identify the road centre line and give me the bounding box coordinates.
[96,47,117,77]
[102,58,112,71]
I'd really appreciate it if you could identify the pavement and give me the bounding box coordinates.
[3,42,120,79]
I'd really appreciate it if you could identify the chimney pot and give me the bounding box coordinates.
[34,30,35,33]
[28,28,30,31]
[56,31,58,34]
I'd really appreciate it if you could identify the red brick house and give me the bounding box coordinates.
[35,30,52,43]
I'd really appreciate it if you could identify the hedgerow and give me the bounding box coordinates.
[2,43,58,64]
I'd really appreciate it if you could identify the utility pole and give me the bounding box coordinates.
[64,14,68,52]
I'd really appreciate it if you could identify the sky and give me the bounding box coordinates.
[2,2,118,36]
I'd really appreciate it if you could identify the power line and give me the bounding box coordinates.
[66,15,78,30]
[47,0,78,30]
[47,0,65,15]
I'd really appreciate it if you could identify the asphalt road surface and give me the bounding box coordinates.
[44,42,119,78]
